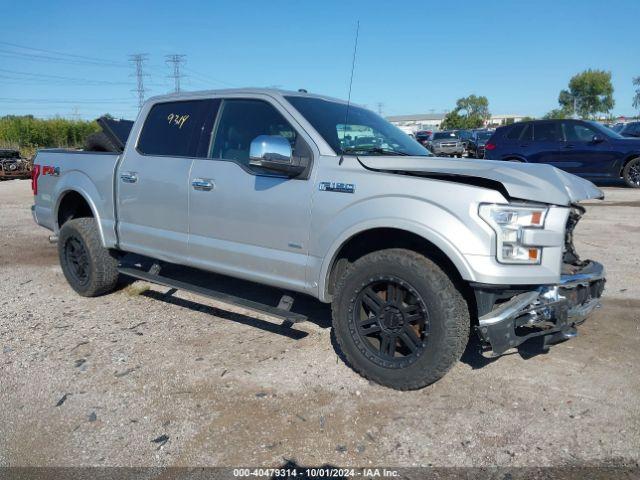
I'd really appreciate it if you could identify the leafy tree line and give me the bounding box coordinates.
[0,115,100,158]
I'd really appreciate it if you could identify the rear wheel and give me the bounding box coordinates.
[58,218,119,297]
[331,248,469,390]
[622,157,640,188]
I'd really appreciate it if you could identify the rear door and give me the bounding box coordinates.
[187,96,317,292]
[116,99,218,263]
[529,121,564,166]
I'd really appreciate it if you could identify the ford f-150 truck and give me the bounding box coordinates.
[31,88,605,390]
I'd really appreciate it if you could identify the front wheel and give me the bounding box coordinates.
[331,249,470,390]
[58,218,120,297]
[622,157,640,188]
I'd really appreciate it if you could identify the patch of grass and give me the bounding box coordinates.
[123,283,150,296]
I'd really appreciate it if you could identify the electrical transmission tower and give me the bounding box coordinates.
[165,54,187,93]
[129,53,149,110]
[376,102,384,116]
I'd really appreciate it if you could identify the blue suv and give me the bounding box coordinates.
[484,119,640,188]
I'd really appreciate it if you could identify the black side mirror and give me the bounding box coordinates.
[592,135,604,144]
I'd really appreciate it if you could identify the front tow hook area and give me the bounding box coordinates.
[476,261,605,357]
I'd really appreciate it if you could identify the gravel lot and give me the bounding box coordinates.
[1,179,638,468]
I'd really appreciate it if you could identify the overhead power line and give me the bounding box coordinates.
[165,54,186,93]
[0,41,128,67]
[0,68,131,86]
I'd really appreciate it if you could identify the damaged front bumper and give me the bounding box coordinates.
[476,261,605,356]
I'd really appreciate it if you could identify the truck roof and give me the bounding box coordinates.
[145,88,351,107]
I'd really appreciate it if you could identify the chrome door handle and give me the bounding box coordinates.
[192,178,214,191]
[120,171,138,183]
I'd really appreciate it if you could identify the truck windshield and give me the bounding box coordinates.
[285,96,431,156]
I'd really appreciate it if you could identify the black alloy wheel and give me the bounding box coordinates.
[353,276,429,369]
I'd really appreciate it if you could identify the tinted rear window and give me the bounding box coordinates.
[505,123,525,140]
[137,99,220,157]
[533,122,562,142]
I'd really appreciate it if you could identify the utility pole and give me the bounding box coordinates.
[376,102,384,116]
[129,53,149,110]
[165,54,186,93]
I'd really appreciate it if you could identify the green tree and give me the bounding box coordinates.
[440,111,484,130]
[543,108,571,120]
[633,76,640,112]
[440,94,490,130]
[556,69,614,119]
[455,94,490,121]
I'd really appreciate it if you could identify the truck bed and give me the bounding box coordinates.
[32,149,121,248]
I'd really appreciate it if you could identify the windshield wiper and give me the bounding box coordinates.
[342,146,410,156]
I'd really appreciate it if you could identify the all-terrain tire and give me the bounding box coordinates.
[331,248,470,390]
[622,157,640,188]
[58,218,119,297]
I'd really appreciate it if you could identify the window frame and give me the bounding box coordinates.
[135,98,220,159]
[206,97,314,179]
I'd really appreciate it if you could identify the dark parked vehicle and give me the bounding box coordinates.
[617,121,640,138]
[484,119,640,188]
[456,129,473,153]
[415,130,432,148]
[467,130,493,158]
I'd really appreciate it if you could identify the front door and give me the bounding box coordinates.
[116,99,218,263]
[560,120,619,177]
[188,97,317,293]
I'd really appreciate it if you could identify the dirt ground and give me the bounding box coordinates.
[0,179,638,468]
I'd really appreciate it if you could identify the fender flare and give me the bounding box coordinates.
[316,218,476,303]
[53,171,108,247]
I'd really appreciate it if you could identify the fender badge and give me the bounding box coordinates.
[319,181,355,194]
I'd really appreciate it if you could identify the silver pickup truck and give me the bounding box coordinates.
[31,88,605,390]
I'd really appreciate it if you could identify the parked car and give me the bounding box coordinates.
[467,130,493,158]
[414,130,432,148]
[456,129,474,153]
[0,149,31,179]
[484,119,640,188]
[32,89,605,390]
[429,131,464,157]
[617,121,640,138]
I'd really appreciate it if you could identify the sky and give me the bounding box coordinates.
[1,0,638,120]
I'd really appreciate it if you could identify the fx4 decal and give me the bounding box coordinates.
[42,165,60,176]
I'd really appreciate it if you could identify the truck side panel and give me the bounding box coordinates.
[33,150,120,247]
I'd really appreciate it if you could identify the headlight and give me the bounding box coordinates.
[479,204,548,264]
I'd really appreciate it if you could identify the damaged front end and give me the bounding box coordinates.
[474,205,606,356]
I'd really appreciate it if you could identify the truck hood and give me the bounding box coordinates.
[358,156,604,206]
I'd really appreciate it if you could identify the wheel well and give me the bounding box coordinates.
[57,191,94,228]
[504,156,525,162]
[620,155,640,176]
[326,228,469,298]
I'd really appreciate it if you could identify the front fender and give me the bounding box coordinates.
[311,194,499,302]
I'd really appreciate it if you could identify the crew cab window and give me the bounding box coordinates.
[210,99,298,166]
[137,99,219,157]
[533,122,562,142]
[563,122,597,142]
